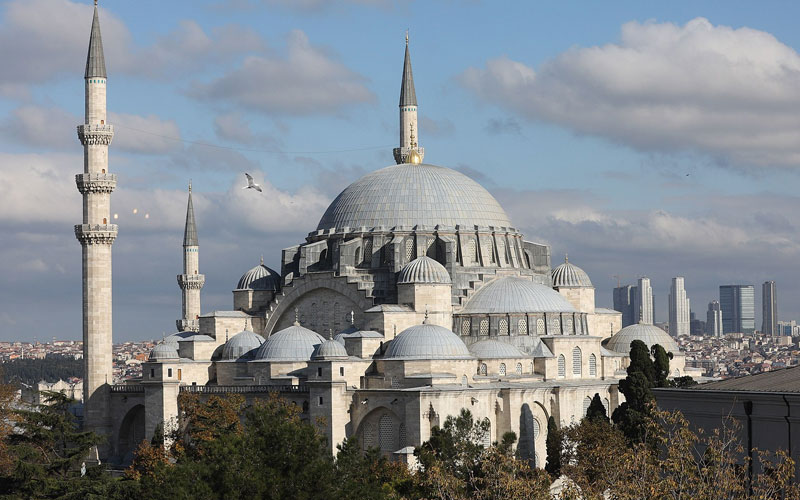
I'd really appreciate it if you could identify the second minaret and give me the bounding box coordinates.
[177,183,204,332]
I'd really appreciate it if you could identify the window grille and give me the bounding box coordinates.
[515,363,522,375]
[536,319,545,335]
[558,355,565,377]
[518,318,528,335]
[589,354,597,376]
[479,363,487,376]
[379,415,395,451]
[573,347,582,375]
[461,319,471,336]
[499,318,508,335]
[583,396,592,416]
[405,238,415,261]
[479,319,489,335]
[499,363,506,376]
[533,418,540,439]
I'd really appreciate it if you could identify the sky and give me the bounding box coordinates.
[2,0,800,342]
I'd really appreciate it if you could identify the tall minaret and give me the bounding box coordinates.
[177,182,204,332]
[393,32,424,165]
[75,0,115,439]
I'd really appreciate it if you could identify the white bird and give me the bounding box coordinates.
[243,173,262,192]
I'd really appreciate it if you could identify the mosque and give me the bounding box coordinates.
[75,6,691,465]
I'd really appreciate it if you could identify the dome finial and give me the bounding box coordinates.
[565,253,568,263]
[95,0,98,6]
[188,179,192,193]
[328,328,333,340]
[294,307,300,326]
[349,310,355,325]
[405,29,409,46]
[225,329,229,342]
[423,306,429,324]
[260,255,264,266]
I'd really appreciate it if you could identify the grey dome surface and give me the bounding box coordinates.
[255,324,325,361]
[384,324,473,360]
[316,164,513,231]
[469,339,529,359]
[552,258,593,288]
[398,256,451,284]
[312,339,349,360]
[605,323,681,356]
[237,262,280,291]
[149,343,179,361]
[221,330,265,361]
[164,331,193,344]
[461,277,576,314]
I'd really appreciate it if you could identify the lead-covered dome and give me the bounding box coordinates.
[317,164,512,231]
[237,260,281,291]
[398,256,451,284]
[149,343,179,361]
[221,330,265,361]
[605,323,681,356]
[461,277,576,314]
[384,323,473,360]
[469,339,529,359]
[552,257,593,288]
[312,339,349,360]
[254,324,326,361]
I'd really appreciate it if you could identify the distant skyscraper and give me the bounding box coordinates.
[613,285,635,327]
[719,285,755,334]
[668,277,690,337]
[762,281,778,336]
[633,277,653,325]
[706,300,723,337]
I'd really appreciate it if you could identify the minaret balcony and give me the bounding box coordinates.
[76,173,117,194]
[74,224,118,245]
[178,274,206,289]
[77,124,114,146]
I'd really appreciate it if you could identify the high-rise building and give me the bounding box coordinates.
[75,3,115,445]
[668,277,690,337]
[762,281,778,336]
[633,277,653,325]
[719,285,755,334]
[706,300,723,337]
[613,285,635,327]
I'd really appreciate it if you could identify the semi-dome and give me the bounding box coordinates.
[468,339,529,359]
[604,323,681,356]
[237,259,281,291]
[384,323,473,360]
[551,256,593,288]
[254,324,326,362]
[461,277,576,314]
[317,164,513,232]
[149,343,179,361]
[312,339,349,360]
[398,256,451,284]
[221,330,265,361]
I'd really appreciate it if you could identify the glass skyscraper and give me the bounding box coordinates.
[719,285,755,334]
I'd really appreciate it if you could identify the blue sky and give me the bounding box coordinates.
[2,0,800,341]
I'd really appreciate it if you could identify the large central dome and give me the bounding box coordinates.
[316,164,513,231]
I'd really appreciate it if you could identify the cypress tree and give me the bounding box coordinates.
[545,416,561,478]
[585,393,609,423]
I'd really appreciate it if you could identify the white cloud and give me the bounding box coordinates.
[1,105,78,150]
[188,30,375,115]
[461,18,800,168]
[109,112,182,155]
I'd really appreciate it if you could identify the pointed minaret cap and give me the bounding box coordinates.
[399,32,417,107]
[85,2,107,79]
[183,182,198,247]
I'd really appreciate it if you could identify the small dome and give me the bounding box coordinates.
[398,256,451,284]
[255,324,325,361]
[468,339,529,359]
[552,256,593,288]
[384,324,473,360]
[149,343,179,361]
[605,323,681,356]
[237,260,281,291]
[221,330,265,361]
[312,339,349,360]
[461,277,576,314]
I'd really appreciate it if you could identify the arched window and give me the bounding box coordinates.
[518,318,528,335]
[565,317,574,334]
[499,318,508,335]
[557,355,566,378]
[461,319,471,336]
[603,398,610,416]
[583,396,592,416]
[536,318,545,335]
[572,347,582,376]
[479,363,487,376]
[515,363,522,375]
[499,363,506,376]
[533,418,540,439]
[354,247,361,267]
[482,423,492,448]
[497,239,506,264]
[479,319,489,335]
[102,217,107,224]
[461,375,468,386]
[391,377,400,389]
[379,415,395,451]
[398,423,407,448]
[405,238,415,261]
[551,318,561,334]
[363,239,372,266]
[530,361,534,373]
[589,354,597,376]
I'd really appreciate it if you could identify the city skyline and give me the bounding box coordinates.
[4,0,800,341]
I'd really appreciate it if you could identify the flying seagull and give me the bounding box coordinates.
[243,173,262,192]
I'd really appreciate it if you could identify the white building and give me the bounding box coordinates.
[633,277,654,325]
[706,300,723,338]
[668,277,690,337]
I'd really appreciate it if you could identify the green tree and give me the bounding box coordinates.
[544,416,561,478]
[0,391,116,499]
[333,437,411,499]
[416,408,490,484]
[612,339,658,443]
[651,344,673,388]
[585,393,609,423]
